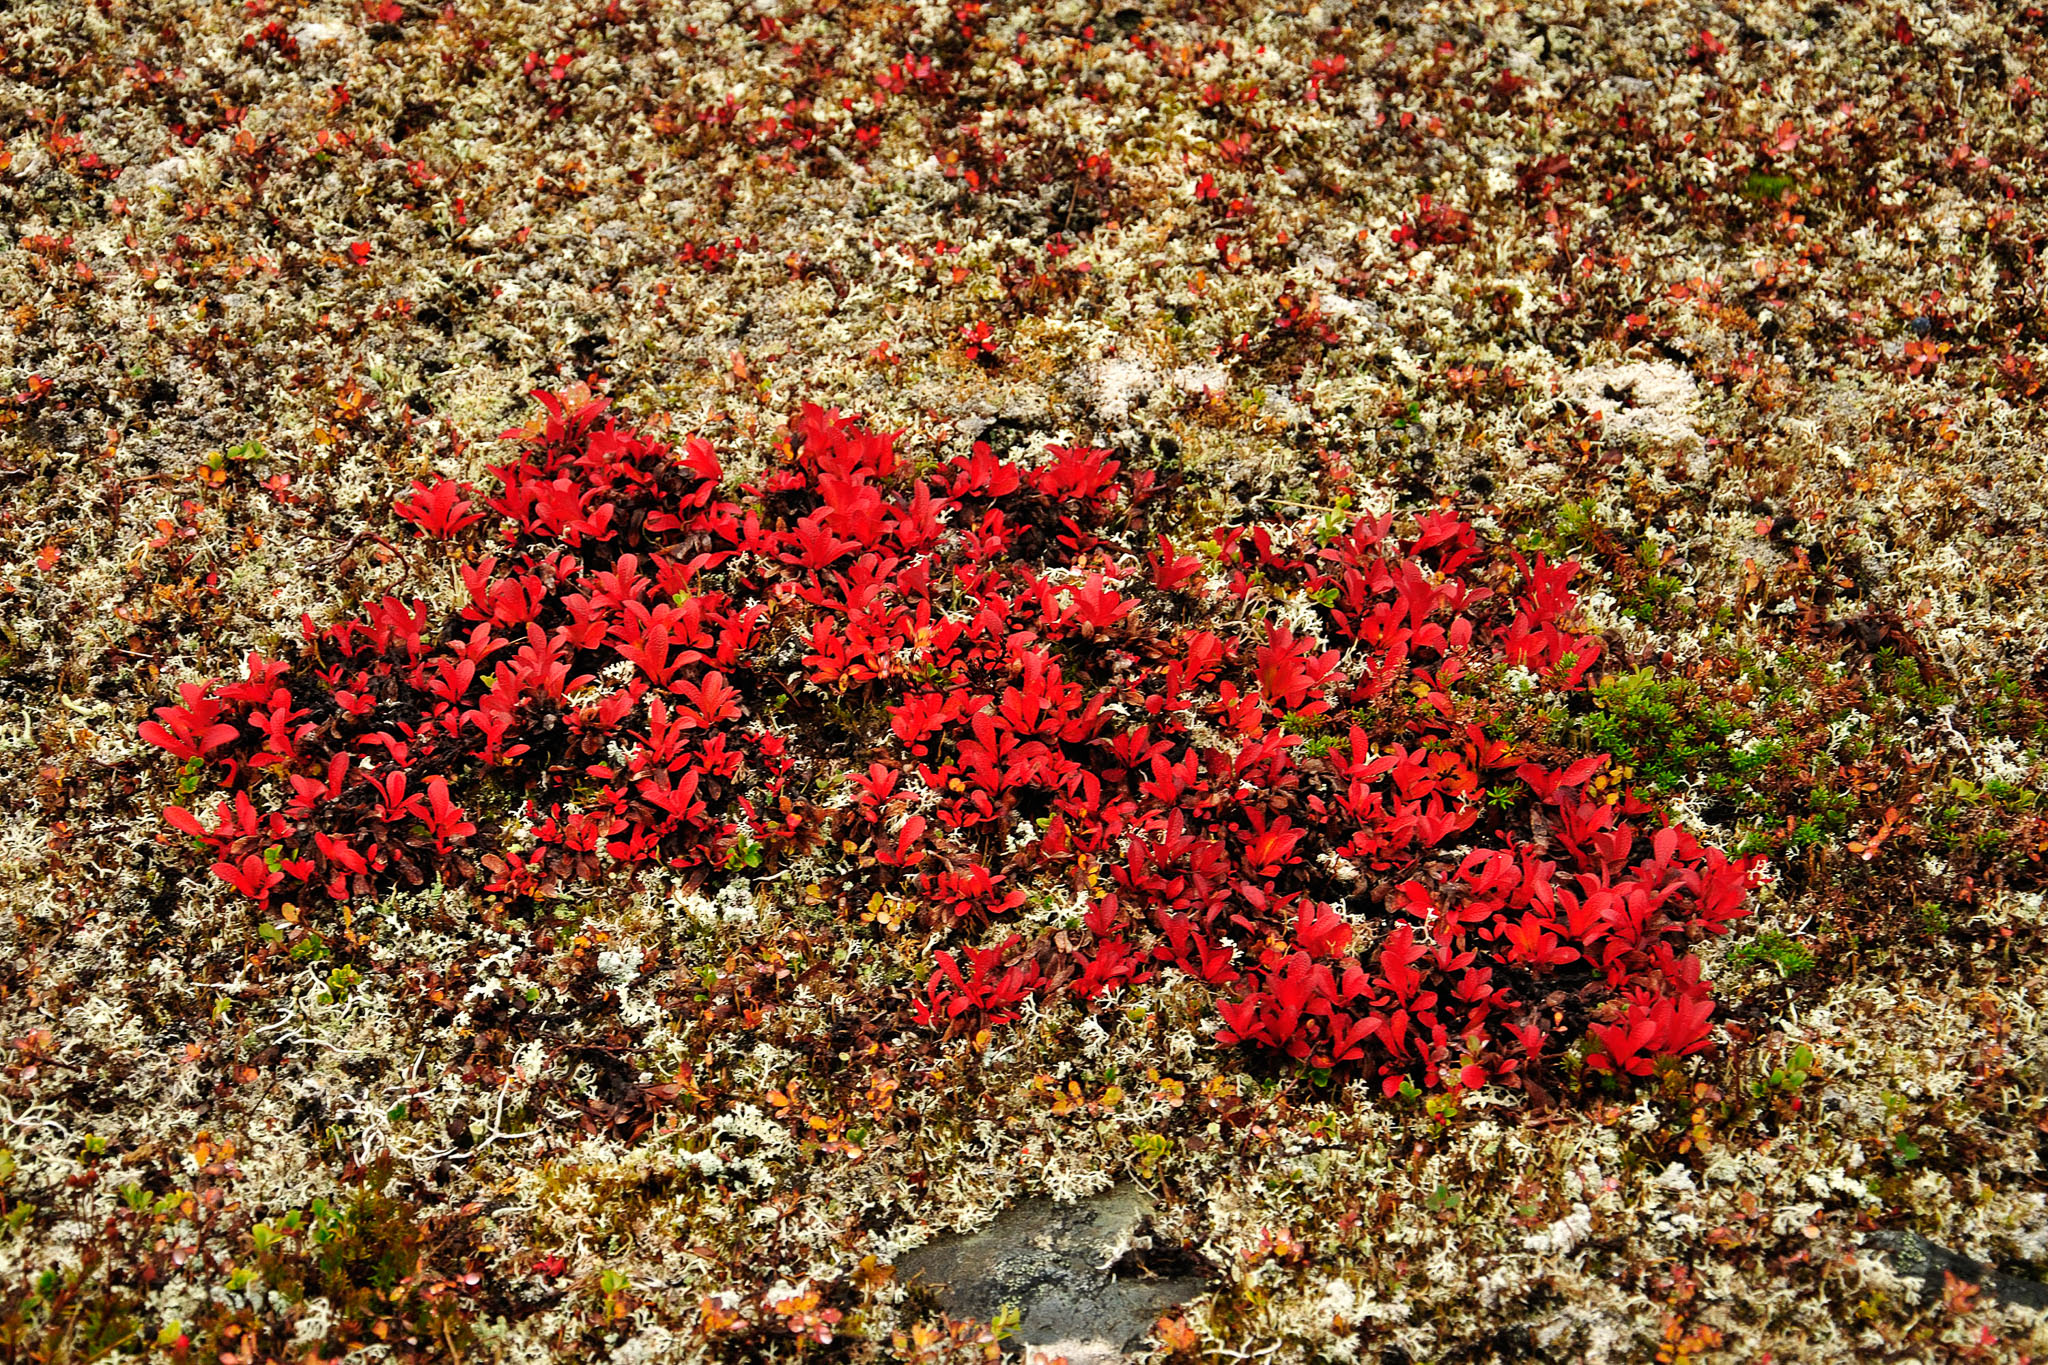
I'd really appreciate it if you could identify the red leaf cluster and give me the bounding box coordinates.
[143,390,1760,1093]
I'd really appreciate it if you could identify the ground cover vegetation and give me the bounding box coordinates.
[1,0,2046,1358]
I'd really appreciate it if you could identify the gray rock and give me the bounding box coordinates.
[1865,1231,2048,1310]
[897,1185,1209,1363]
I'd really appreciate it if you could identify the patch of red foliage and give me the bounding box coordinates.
[143,391,1761,1096]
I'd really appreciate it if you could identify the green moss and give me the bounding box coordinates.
[1729,930,1816,977]
[1740,171,1799,199]
[1574,669,1733,792]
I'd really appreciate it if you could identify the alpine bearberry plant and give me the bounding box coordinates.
[143,389,1761,1098]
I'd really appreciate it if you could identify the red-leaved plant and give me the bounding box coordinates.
[144,389,1761,1097]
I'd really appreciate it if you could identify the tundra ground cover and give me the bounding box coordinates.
[3,0,2048,1359]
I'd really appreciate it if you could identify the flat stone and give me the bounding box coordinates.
[1865,1231,2048,1310]
[896,1185,1209,1363]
